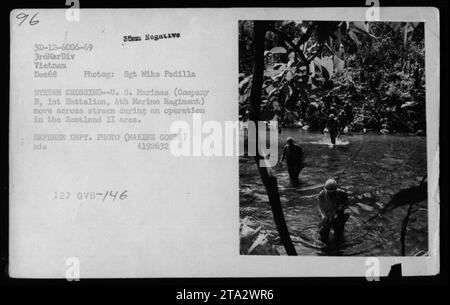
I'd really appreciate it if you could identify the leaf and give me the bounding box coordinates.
[311,76,321,88]
[357,202,374,212]
[269,46,287,54]
[392,22,403,31]
[403,23,416,45]
[400,101,418,108]
[272,101,281,111]
[403,23,409,45]
[272,71,285,82]
[313,56,333,80]
[265,84,276,95]
[347,29,361,46]
[380,185,427,215]
[350,21,369,33]
[239,76,251,93]
[239,77,252,105]
[264,63,287,78]
[273,63,286,70]
[247,233,271,255]
[333,55,345,75]
[336,43,345,59]
[285,70,294,81]
[349,21,378,38]
[309,60,316,77]
[349,206,361,215]
[312,58,322,73]
[278,83,291,107]
[281,20,295,27]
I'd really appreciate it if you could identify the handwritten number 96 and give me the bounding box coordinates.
[16,12,39,26]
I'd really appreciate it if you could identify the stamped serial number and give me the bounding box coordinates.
[53,190,128,202]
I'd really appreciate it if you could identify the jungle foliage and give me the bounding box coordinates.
[238,21,425,134]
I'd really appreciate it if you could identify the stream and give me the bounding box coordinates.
[239,129,428,256]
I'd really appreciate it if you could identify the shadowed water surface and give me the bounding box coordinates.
[240,129,428,256]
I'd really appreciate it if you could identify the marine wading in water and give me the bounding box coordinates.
[277,138,351,243]
[278,137,305,186]
[317,179,350,243]
[326,114,339,145]
[274,132,427,249]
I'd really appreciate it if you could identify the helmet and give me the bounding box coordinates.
[324,179,338,191]
[286,137,294,144]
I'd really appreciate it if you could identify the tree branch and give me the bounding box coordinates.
[400,203,413,256]
[249,21,298,256]
[267,26,309,65]
[306,43,325,63]
[296,22,317,48]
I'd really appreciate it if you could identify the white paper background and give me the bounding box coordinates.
[9,7,439,278]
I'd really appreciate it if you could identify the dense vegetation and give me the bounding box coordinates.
[239,21,425,134]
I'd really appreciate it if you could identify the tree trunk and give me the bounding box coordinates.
[248,21,297,256]
[400,203,413,256]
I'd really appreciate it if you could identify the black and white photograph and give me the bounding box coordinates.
[4,3,443,284]
[239,20,429,256]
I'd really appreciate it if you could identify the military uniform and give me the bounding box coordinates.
[281,142,304,186]
[327,116,339,145]
[317,185,350,242]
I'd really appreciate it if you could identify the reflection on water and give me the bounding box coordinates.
[240,129,428,256]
